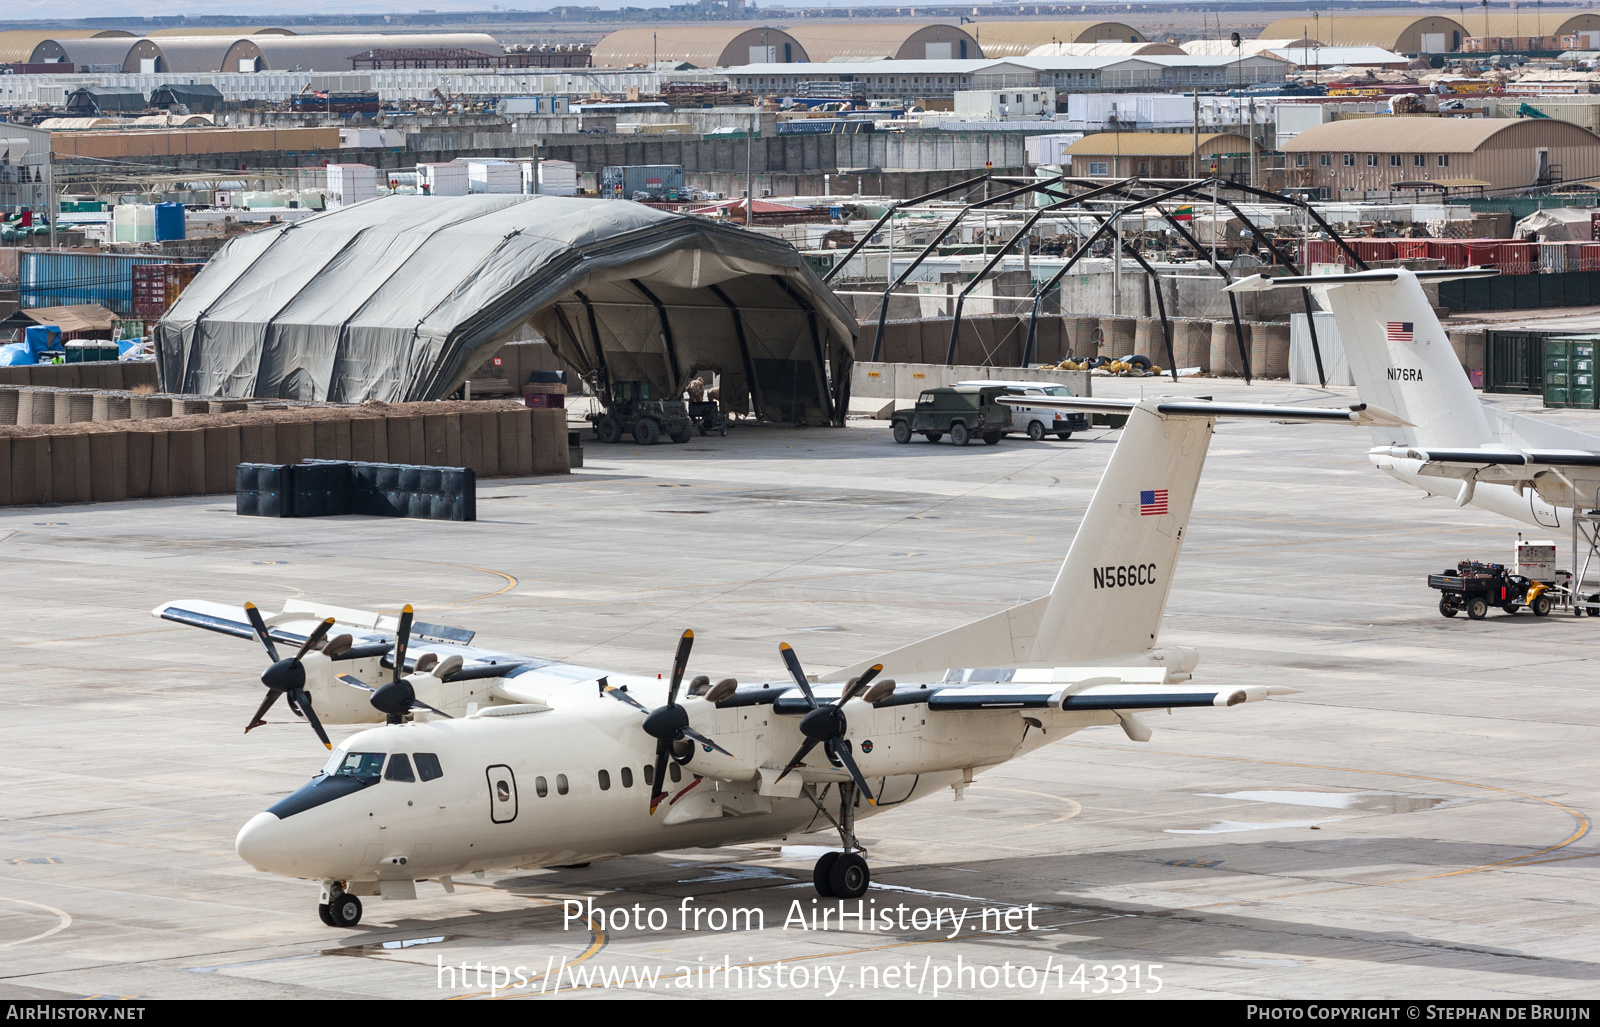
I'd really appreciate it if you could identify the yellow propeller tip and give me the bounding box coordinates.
[323,743,332,750]
[402,604,414,613]
[683,628,694,638]
[780,642,792,651]
[245,601,257,609]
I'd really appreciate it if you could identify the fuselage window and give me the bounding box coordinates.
[642,764,654,787]
[621,767,634,788]
[384,754,415,782]
[536,775,549,798]
[415,753,443,782]
[669,763,682,784]
[557,773,570,795]
[598,769,611,791]
[333,752,385,782]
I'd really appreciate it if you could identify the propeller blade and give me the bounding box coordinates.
[679,725,733,758]
[839,664,883,705]
[666,629,693,707]
[826,738,876,806]
[293,689,332,750]
[244,689,280,734]
[648,743,671,815]
[338,673,375,693]
[602,679,650,714]
[294,618,336,661]
[392,606,414,685]
[409,699,453,719]
[774,737,821,782]
[243,602,281,663]
[778,642,818,708]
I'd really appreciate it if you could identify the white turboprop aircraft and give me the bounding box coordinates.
[1228,266,1600,531]
[154,396,1402,929]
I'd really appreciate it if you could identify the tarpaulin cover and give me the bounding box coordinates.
[157,195,858,423]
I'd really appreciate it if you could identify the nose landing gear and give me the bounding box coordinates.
[805,781,871,899]
[319,880,363,928]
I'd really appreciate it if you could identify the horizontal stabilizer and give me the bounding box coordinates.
[1224,267,1500,292]
[998,395,1411,428]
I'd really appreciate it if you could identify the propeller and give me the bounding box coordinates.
[242,603,335,750]
[772,644,883,806]
[602,629,733,815]
[339,605,452,722]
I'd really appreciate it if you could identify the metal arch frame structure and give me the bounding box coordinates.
[857,174,1386,388]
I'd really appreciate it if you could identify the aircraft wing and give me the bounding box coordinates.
[1224,267,1500,291]
[743,672,1297,714]
[1372,445,1600,483]
[1000,396,1412,428]
[152,598,540,680]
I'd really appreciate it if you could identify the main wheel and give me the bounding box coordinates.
[670,424,693,444]
[813,851,840,898]
[982,430,1003,445]
[1439,597,1458,618]
[596,414,621,444]
[1026,420,1045,441]
[892,420,911,444]
[951,423,971,447]
[1056,431,1073,440]
[633,418,660,445]
[1533,594,1552,616]
[328,893,363,928]
[1502,603,1520,615]
[925,432,943,443]
[317,903,336,927]
[828,852,870,899]
[1467,598,1489,620]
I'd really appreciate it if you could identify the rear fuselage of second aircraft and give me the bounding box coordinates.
[1370,455,1565,529]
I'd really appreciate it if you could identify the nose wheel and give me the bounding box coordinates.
[805,781,872,899]
[319,881,363,928]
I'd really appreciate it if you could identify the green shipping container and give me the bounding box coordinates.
[1544,336,1599,408]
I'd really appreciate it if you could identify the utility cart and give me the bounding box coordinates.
[1429,560,1554,620]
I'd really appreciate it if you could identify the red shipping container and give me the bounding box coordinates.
[1580,243,1600,272]
[1499,241,1538,275]
[1464,240,1503,267]
[1349,239,1395,264]
[1427,240,1467,268]
[1395,240,1430,260]
[1300,239,1346,267]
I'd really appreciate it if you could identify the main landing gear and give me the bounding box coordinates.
[319,880,363,928]
[805,781,871,899]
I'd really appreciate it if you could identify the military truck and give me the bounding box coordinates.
[590,379,694,445]
[890,386,1013,446]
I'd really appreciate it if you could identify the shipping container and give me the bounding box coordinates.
[1580,243,1600,272]
[1395,239,1430,260]
[416,162,469,197]
[1300,239,1347,267]
[1349,239,1395,264]
[600,164,685,200]
[1500,241,1538,275]
[1465,240,1505,267]
[1485,330,1547,394]
[460,160,522,194]
[1427,240,1467,268]
[1544,335,1597,409]
[154,201,184,241]
[132,262,202,318]
[19,252,185,314]
[325,163,378,206]
[534,159,577,196]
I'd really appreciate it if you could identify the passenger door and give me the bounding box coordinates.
[486,765,518,824]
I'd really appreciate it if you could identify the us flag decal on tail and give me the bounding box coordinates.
[1385,322,1414,343]
[1140,490,1168,516]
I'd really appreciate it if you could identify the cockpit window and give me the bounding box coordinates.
[333,752,385,782]
[415,753,443,782]
[384,754,415,782]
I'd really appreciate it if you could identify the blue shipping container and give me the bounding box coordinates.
[154,202,185,241]
[18,252,184,314]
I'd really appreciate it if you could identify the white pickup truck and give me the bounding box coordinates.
[956,379,1091,441]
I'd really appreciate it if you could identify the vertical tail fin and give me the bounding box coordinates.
[1027,403,1211,662]
[1312,269,1491,448]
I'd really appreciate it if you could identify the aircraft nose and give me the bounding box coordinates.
[235,811,288,872]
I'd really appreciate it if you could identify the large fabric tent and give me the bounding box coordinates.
[157,195,857,424]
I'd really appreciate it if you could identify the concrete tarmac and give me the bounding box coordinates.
[2,376,1598,1000]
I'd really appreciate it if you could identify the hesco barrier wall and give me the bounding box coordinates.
[0,397,567,508]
